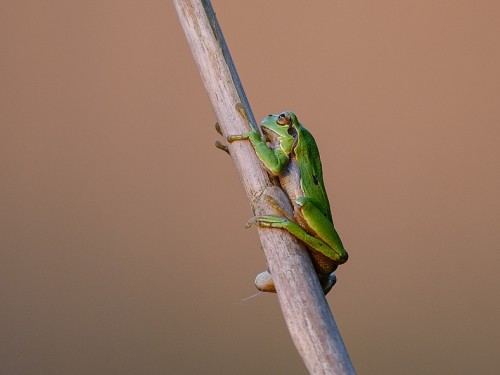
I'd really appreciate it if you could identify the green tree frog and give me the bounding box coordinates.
[227,111,348,294]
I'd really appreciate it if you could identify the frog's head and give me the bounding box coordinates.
[261,111,298,153]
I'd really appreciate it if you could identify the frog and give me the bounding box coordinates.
[224,111,348,294]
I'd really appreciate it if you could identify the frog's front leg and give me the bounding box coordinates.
[248,197,348,265]
[228,131,289,176]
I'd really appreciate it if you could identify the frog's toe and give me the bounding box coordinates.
[215,122,223,136]
[215,140,229,154]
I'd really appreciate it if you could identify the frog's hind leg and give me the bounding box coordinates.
[296,197,348,264]
[247,215,343,262]
[249,197,348,264]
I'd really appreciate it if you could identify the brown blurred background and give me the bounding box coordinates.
[1,1,499,374]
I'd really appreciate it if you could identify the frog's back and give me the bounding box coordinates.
[293,124,332,221]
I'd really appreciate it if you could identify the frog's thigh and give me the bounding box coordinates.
[297,198,347,262]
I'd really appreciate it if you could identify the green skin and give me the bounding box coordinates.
[228,111,348,293]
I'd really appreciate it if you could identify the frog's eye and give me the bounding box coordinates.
[277,113,291,125]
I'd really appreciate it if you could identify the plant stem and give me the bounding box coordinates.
[173,1,355,373]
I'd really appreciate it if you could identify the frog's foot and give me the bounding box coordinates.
[215,122,230,154]
[255,270,337,294]
[254,271,276,293]
[245,215,292,229]
[318,272,337,294]
[227,104,262,143]
[226,128,270,144]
